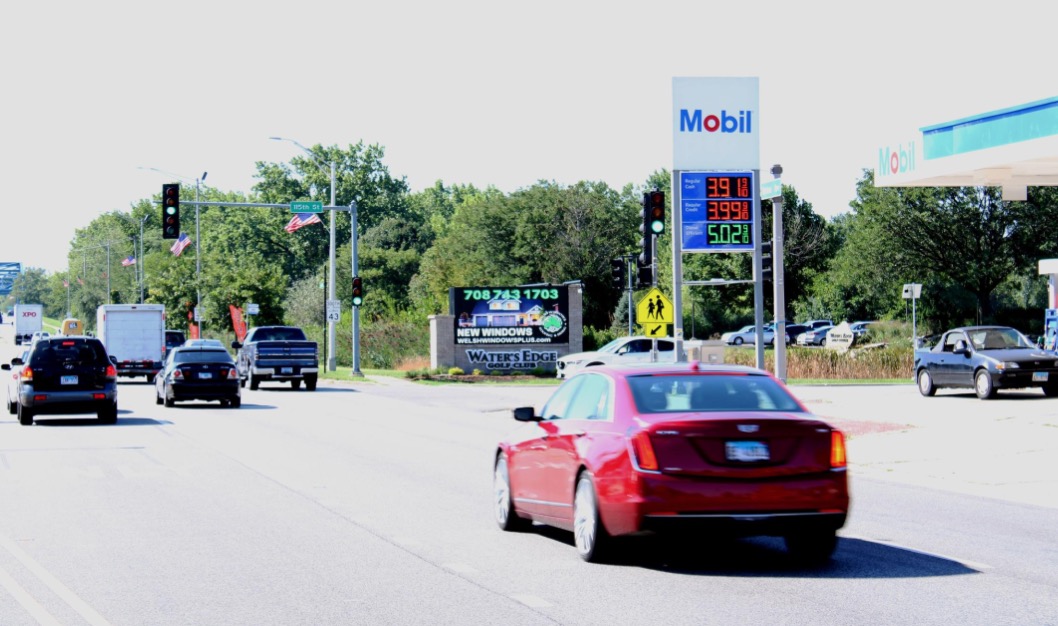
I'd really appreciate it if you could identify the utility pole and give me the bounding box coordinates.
[770,164,787,381]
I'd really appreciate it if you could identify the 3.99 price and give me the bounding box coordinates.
[706,200,750,221]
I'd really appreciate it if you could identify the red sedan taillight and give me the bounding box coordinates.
[631,431,659,471]
[830,430,847,468]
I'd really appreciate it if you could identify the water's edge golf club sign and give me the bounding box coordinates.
[451,286,569,346]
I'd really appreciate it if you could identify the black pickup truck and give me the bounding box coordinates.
[232,326,319,391]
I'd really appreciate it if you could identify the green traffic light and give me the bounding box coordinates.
[650,220,664,234]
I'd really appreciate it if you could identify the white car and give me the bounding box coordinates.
[555,336,680,379]
[29,331,51,345]
[721,325,779,346]
[2,350,29,414]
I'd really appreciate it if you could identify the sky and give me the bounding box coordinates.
[3,0,1056,275]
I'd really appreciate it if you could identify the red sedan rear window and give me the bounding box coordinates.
[628,374,803,413]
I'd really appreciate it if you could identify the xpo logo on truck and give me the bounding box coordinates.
[22,311,37,317]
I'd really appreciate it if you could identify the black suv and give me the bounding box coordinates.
[3,336,118,425]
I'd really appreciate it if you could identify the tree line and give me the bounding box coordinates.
[10,141,1058,367]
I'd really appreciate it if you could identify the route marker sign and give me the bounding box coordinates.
[326,299,341,322]
[290,201,323,213]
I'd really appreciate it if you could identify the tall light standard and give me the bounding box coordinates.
[270,137,338,373]
[139,167,207,335]
[139,214,149,303]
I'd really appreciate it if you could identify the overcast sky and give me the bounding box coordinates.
[3,0,1055,274]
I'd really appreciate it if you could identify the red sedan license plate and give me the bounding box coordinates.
[726,440,769,462]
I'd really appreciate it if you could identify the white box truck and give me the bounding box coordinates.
[96,304,166,379]
[13,303,43,345]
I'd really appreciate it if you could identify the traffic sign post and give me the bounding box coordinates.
[290,201,323,213]
[326,299,341,322]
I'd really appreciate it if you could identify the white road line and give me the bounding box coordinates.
[0,564,63,626]
[0,535,114,626]
[510,594,553,608]
[842,533,993,570]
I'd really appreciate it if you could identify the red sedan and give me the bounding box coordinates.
[494,361,849,563]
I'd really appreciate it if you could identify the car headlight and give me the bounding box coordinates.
[997,361,1020,371]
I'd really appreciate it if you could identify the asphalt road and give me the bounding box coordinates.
[0,325,1056,625]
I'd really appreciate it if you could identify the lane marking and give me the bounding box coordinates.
[0,534,114,626]
[510,594,553,608]
[0,564,63,625]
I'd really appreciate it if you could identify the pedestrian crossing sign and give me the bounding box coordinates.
[636,288,673,324]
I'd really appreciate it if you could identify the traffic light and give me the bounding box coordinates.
[646,190,665,235]
[162,184,180,239]
[351,276,364,306]
[761,240,774,282]
[638,194,655,287]
[611,258,625,288]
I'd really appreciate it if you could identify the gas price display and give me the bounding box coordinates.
[679,171,755,252]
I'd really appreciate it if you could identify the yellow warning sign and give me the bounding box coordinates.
[636,288,673,324]
[639,323,668,338]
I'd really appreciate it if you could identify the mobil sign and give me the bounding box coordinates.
[673,77,760,170]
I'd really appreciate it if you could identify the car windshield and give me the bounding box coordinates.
[628,374,804,413]
[967,328,1035,350]
[596,338,626,354]
[173,350,233,364]
[30,340,107,367]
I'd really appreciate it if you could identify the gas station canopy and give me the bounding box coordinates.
[874,96,1058,201]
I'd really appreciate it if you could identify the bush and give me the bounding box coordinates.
[447,367,465,376]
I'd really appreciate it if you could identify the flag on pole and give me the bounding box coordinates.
[63,279,69,288]
[121,255,136,267]
[170,233,192,257]
[285,212,322,233]
[77,277,84,285]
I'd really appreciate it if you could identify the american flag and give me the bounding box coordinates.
[63,279,69,287]
[285,212,322,233]
[121,255,136,267]
[77,277,84,285]
[170,233,192,257]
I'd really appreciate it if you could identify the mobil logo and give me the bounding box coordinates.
[678,108,753,134]
[878,141,916,176]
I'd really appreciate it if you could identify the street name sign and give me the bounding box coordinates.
[760,178,782,200]
[290,201,323,213]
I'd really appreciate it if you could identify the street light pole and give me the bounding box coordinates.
[139,215,148,303]
[195,172,207,337]
[270,136,338,373]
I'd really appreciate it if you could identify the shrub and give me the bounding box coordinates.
[447,367,465,376]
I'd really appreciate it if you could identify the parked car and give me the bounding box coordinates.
[155,345,241,408]
[721,325,779,346]
[556,336,681,379]
[783,323,810,344]
[3,336,118,425]
[850,321,876,339]
[3,349,29,414]
[797,325,834,346]
[494,361,849,563]
[914,325,1058,399]
[801,319,834,330]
